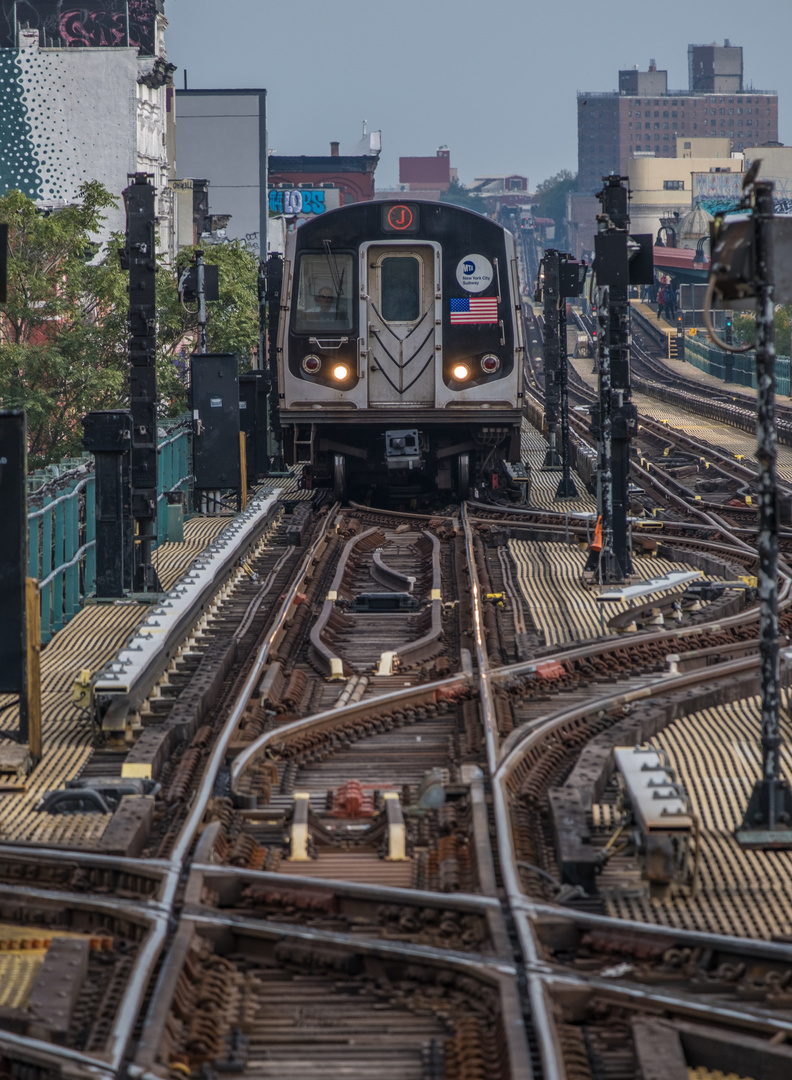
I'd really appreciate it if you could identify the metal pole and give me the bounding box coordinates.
[123,173,160,594]
[541,252,561,468]
[555,266,578,499]
[597,277,615,574]
[602,178,633,581]
[196,249,207,354]
[265,252,285,472]
[737,179,792,846]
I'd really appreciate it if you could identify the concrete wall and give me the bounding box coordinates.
[744,146,792,203]
[0,39,174,254]
[0,43,138,237]
[628,155,742,239]
[675,136,731,158]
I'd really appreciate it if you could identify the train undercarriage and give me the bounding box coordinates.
[284,416,524,501]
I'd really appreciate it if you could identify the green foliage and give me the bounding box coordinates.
[168,242,261,364]
[439,178,486,214]
[532,169,577,248]
[0,185,261,466]
[0,182,129,465]
[732,305,792,357]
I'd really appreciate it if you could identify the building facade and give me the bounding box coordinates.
[175,88,267,256]
[0,0,176,254]
[577,43,777,194]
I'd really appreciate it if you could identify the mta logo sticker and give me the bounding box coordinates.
[456,254,494,293]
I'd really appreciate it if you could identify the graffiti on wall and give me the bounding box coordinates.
[1,1,156,54]
[692,171,743,202]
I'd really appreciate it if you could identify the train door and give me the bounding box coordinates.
[365,245,440,407]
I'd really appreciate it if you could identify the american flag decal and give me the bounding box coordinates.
[450,297,499,324]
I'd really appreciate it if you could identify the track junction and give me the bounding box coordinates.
[0,305,790,1080]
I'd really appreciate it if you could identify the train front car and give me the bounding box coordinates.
[277,200,525,498]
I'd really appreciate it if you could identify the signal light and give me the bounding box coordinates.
[480,354,500,374]
[332,363,350,381]
[452,363,470,381]
[302,354,322,374]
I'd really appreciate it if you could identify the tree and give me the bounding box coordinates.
[733,305,792,356]
[532,170,577,249]
[440,178,486,214]
[0,182,129,465]
[0,185,261,466]
[160,241,261,373]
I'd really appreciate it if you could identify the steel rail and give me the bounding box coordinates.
[163,501,341,906]
[189,909,518,975]
[542,969,792,1037]
[461,501,559,1080]
[516,898,792,965]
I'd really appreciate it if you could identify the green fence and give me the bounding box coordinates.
[29,419,192,643]
[684,337,792,398]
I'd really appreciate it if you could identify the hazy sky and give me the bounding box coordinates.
[164,0,791,190]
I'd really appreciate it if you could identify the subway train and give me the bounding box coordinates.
[275,199,526,497]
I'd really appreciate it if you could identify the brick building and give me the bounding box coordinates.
[398,147,454,193]
[577,43,778,194]
[269,131,381,210]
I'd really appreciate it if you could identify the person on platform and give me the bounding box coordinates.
[665,282,677,321]
[656,284,666,320]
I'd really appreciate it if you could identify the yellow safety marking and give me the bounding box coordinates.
[431,589,442,600]
[663,447,670,457]
[694,495,702,501]
[740,576,758,588]
[327,590,338,601]
[121,762,152,779]
[72,669,92,709]
[745,495,752,506]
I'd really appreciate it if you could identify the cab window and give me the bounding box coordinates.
[293,253,354,333]
[380,256,421,322]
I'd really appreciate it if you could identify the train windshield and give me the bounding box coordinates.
[380,256,421,322]
[293,253,354,333]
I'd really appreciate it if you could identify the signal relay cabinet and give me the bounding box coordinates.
[239,371,270,479]
[190,353,241,494]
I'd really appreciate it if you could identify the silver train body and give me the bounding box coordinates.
[276,200,526,494]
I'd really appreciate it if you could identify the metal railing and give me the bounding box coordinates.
[685,336,792,397]
[29,420,192,643]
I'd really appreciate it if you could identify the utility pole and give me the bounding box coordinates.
[265,252,285,472]
[557,254,587,499]
[736,179,792,847]
[536,250,586,499]
[585,176,651,583]
[539,255,562,468]
[196,249,207,354]
[123,173,160,594]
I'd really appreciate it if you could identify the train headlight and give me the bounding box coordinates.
[302,354,322,374]
[452,363,470,381]
[480,354,500,374]
[332,363,350,381]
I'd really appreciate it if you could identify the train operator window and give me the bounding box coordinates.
[293,252,354,333]
[380,256,421,322]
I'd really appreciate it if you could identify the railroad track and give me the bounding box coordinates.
[1,326,791,1078]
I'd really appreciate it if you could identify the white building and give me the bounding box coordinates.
[0,7,176,259]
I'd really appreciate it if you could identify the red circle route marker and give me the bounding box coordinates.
[387,204,413,231]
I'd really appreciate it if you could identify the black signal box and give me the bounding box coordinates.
[0,412,26,693]
[180,264,219,302]
[191,353,241,491]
